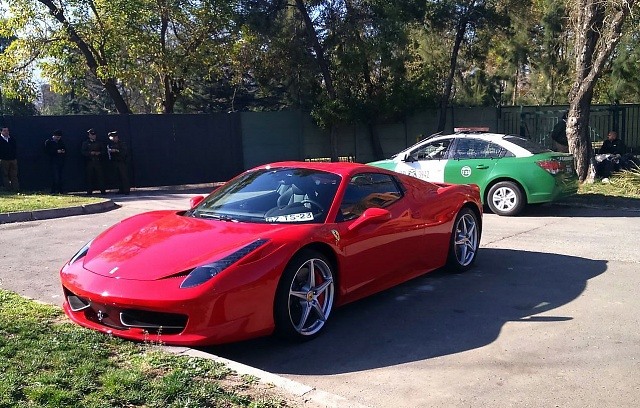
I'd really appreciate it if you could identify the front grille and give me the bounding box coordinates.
[64,288,187,335]
[120,309,188,333]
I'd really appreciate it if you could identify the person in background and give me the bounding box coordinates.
[81,128,106,195]
[599,130,626,156]
[106,130,130,195]
[44,129,67,194]
[0,126,20,192]
[550,112,569,153]
[596,130,628,178]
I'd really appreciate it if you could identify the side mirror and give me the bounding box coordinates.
[347,207,392,232]
[402,153,415,163]
[189,195,205,208]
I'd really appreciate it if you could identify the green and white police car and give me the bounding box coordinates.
[368,128,579,216]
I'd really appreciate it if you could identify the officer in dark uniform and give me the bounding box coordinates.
[106,130,130,194]
[80,128,106,194]
[44,129,67,194]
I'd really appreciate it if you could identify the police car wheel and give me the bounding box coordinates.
[487,181,525,216]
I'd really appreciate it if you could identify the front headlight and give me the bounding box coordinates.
[180,239,269,288]
[68,240,93,265]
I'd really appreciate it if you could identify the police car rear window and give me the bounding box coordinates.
[504,136,551,154]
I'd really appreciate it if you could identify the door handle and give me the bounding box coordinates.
[476,165,489,170]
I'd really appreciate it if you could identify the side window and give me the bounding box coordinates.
[339,173,403,221]
[409,139,452,161]
[452,138,507,159]
[486,142,509,158]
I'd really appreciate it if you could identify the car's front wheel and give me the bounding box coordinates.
[487,181,525,216]
[274,249,335,341]
[446,207,480,273]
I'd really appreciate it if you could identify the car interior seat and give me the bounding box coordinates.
[277,183,307,207]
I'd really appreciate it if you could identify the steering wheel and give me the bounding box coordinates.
[299,198,324,214]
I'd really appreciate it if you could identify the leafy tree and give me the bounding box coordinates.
[0,0,236,114]
[566,0,637,182]
[0,35,38,115]
[240,0,433,160]
[423,0,511,131]
[597,12,640,103]
[530,0,572,105]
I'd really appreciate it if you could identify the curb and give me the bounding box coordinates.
[0,200,118,224]
[166,346,371,408]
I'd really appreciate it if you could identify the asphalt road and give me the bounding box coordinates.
[1,190,639,408]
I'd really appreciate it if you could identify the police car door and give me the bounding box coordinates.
[444,137,501,188]
[394,138,453,182]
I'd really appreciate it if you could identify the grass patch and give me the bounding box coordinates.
[0,191,105,213]
[0,290,292,408]
[561,167,640,209]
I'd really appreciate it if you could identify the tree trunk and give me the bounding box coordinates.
[294,0,336,100]
[567,0,634,182]
[329,126,339,162]
[567,95,595,182]
[437,17,467,132]
[103,79,131,114]
[295,0,339,160]
[367,123,385,161]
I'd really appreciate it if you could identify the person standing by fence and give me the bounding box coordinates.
[81,128,106,195]
[550,112,569,153]
[106,131,130,194]
[44,129,67,194]
[0,126,20,192]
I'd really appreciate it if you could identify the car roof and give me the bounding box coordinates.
[400,131,536,157]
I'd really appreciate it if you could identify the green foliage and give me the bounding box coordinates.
[607,165,640,196]
[0,289,289,408]
[1,0,237,114]
[1,0,639,118]
[598,12,640,103]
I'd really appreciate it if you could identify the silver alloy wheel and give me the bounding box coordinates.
[453,213,478,266]
[287,258,335,336]
[491,186,518,212]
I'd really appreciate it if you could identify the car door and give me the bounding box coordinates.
[393,138,454,182]
[444,138,505,193]
[334,173,425,299]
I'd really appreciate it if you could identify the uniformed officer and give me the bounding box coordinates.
[106,130,130,195]
[44,129,67,194]
[80,128,106,194]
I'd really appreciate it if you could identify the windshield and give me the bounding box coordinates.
[188,167,341,224]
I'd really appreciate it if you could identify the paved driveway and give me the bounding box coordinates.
[1,192,638,408]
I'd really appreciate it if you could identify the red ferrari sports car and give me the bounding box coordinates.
[60,161,482,346]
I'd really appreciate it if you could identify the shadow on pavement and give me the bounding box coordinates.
[204,248,606,375]
[511,202,640,218]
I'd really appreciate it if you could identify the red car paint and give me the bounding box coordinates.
[60,161,482,345]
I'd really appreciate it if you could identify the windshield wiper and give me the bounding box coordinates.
[197,212,238,222]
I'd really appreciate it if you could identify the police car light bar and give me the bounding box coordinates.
[454,127,490,132]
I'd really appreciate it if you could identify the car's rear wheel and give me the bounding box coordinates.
[487,181,525,216]
[274,249,335,341]
[446,207,480,273]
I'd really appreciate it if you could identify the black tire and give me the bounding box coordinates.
[274,249,335,341]
[446,207,480,273]
[486,181,525,216]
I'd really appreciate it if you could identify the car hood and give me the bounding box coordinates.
[367,159,398,170]
[82,212,293,281]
